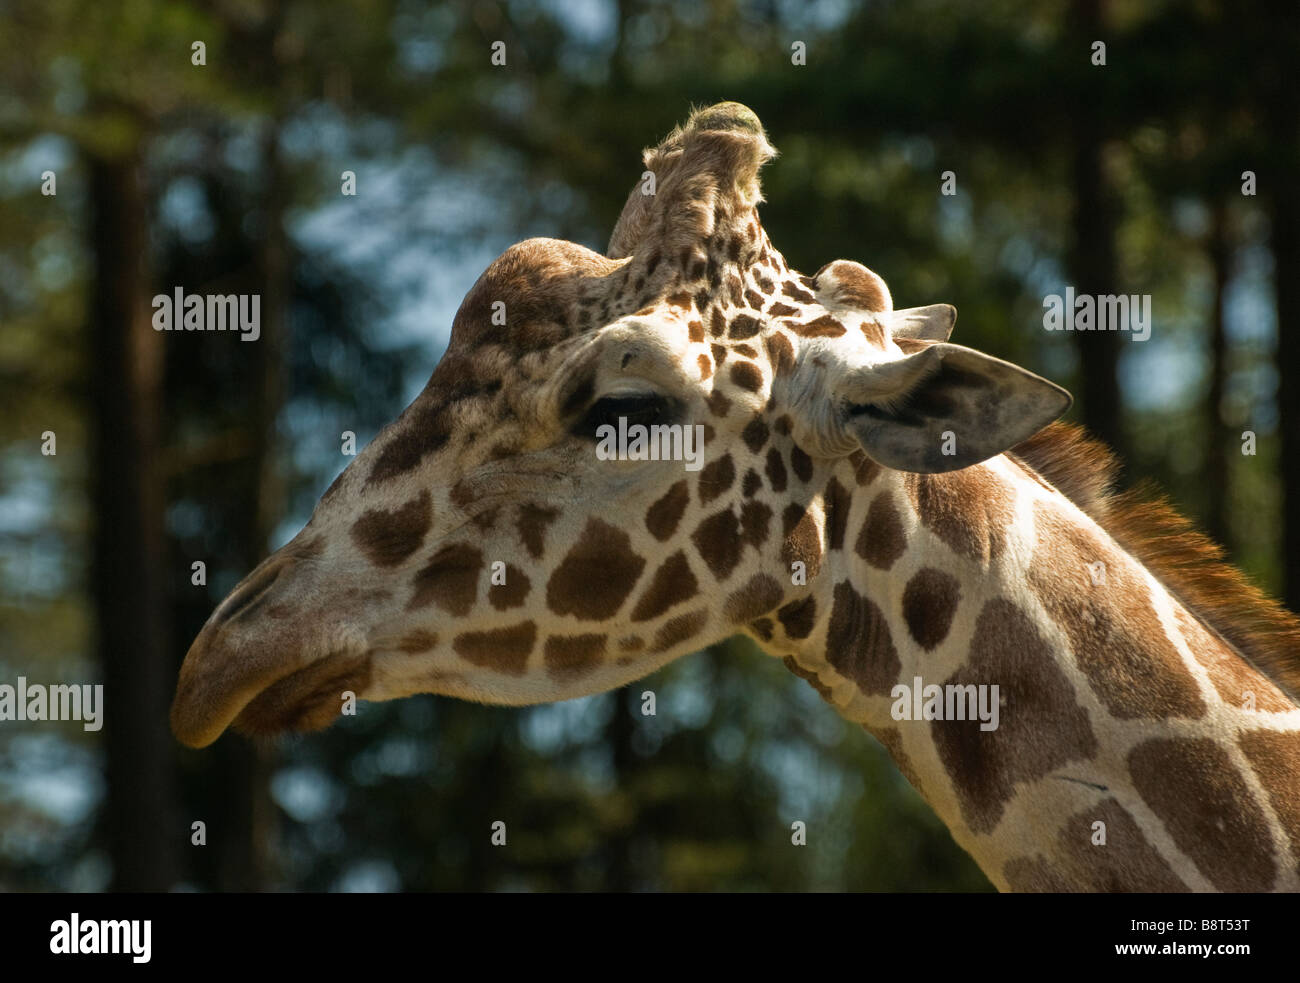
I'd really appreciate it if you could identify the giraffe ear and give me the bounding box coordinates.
[842,343,1072,473]
[889,304,957,342]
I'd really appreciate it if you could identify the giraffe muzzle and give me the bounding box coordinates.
[170,547,366,748]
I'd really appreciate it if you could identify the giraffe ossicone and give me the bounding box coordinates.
[172,103,1300,892]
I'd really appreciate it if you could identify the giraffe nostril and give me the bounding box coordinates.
[213,556,289,628]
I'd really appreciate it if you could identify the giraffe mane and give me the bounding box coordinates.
[1009,421,1300,704]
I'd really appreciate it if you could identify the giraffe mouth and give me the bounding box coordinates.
[171,624,373,748]
[170,537,377,747]
[229,650,374,739]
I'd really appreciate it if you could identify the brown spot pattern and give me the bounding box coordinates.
[825,581,900,697]
[544,634,606,681]
[1130,737,1276,891]
[932,598,1099,835]
[516,503,560,559]
[453,621,536,676]
[488,564,530,610]
[908,468,1014,566]
[729,361,763,393]
[780,506,823,579]
[1238,729,1300,870]
[350,490,432,567]
[652,608,709,652]
[691,508,743,580]
[789,445,813,483]
[822,477,851,551]
[764,447,787,493]
[782,282,815,304]
[737,500,770,549]
[367,404,452,486]
[901,567,961,651]
[848,450,880,486]
[787,314,845,338]
[546,519,646,620]
[764,332,794,376]
[705,389,732,418]
[776,597,817,640]
[1002,798,1189,892]
[646,481,689,541]
[724,573,784,623]
[859,319,887,347]
[855,492,907,570]
[1028,503,1206,720]
[698,454,736,504]
[630,551,698,622]
[741,415,769,453]
[408,543,482,615]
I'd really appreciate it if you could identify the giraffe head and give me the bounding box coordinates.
[170,103,1071,749]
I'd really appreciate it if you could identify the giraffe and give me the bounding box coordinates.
[170,102,1300,892]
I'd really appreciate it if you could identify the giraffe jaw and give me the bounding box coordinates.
[228,648,373,740]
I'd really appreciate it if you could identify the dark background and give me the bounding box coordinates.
[1,0,1296,891]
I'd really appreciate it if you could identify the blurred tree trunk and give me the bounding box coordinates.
[88,149,180,891]
[605,688,638,891]
[1271,160,1300,613]
[1068,0,1125,463]
[1262,1,1300,612]
[210,118,290,891]
[1203,201,1231,552]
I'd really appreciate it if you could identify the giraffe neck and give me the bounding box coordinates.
[767,452,1300,892]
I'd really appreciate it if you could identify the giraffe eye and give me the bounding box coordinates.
[573,394,669,439]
